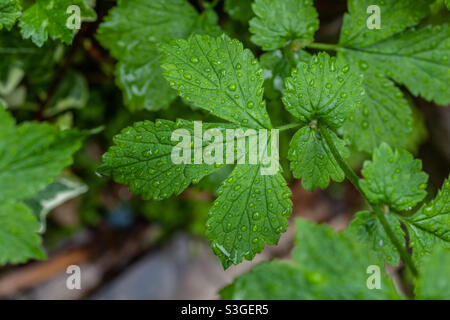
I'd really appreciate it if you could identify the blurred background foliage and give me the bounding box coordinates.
[0,0,448,299]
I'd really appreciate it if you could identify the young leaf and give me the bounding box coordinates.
[341,71,413,153]
[221,219,401,299]
[97,0,217,112]
[249,0,319,50]
[99,119,236,200]
[0,0,21,31]
[19,0,96,47]
[0,108,86,202]
[0,201,45,265]
[414,246,450,300]
[283,52,364,129]
[159,34,271,129]
[206,165,292,268]
[348,211,405,266]
[399,175,450,261]
[359,143,428,211]
[288,125,349,190]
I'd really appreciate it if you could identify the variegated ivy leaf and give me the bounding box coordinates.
[24,176,88,233]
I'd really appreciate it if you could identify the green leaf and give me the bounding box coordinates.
[190,9,222,37]
[414,246,450,299]
[224,0,253,22]
[221,218,401,299]
[400,175,450,261]
[19,0,96,47]
[342,24,450,105]
[99,119,235,200]
[0,201,45,265]
[24,176,88,233]
[282,52,364,128]
[206,164,292,268]
[288,125,349,190]
[106,35,293,268]
[339,0,450,106]
[0,0,21,31]
[0,109,86,202]
[359,143,428,211]
[260,49,311,99]
[293,219,400,299]
[220,261,315,299]
[339,0,433,47]
[114,42,177,112]
[160,34,271,129]
[96,0,207,111]
[0,29,57,84]
[249,0,319,50]
[0,103,14,135]
[348,211,405,266]
[341,71,414,153]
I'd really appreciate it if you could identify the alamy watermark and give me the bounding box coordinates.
[66,265,81,290]
[366,5,381,30]
[366,265,381,289]
[170,121,279,175]
[66,5,81,30]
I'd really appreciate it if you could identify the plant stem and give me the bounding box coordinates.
[318,124,418,276]
[373,206,418,276]
[307,42,343,52]
[318,125,364,195]
[276,123,302,132]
